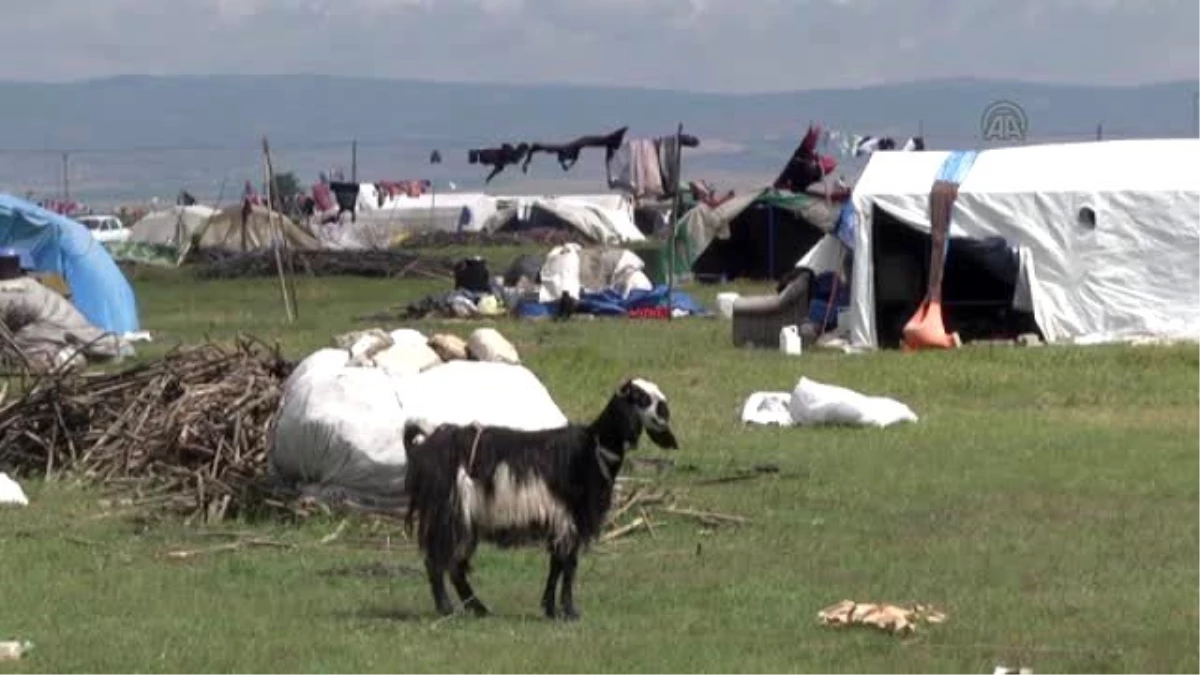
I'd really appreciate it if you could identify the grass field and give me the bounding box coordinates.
[1,247,1197,674]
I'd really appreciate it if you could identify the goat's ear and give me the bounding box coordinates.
[618,379,634,398]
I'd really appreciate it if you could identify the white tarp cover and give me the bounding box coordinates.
[486,196,645,244]
[129,206,218,246]
[269,348,568,507]
[829,139,1200,348]
[536,243,653,302]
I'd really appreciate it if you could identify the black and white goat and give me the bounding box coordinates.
[402,378,678,620]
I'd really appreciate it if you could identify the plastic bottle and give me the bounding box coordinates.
[779,325,803,356]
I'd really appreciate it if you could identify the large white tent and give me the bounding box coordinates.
[800,139,1200,348]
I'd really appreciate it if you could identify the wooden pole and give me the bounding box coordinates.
[262,137,297,324]
[1096,123,1103,141]
[351,140,358,183]
[61,152,70,201]
[666,122,684,322]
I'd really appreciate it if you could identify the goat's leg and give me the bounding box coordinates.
[424,557,455,617]
[541,553,564,619]
[450,549,489,617]
[559,548,581,621]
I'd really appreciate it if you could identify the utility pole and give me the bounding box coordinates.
[351,140,358,183]
[1096,123,1103,141]
[61,152,70,201]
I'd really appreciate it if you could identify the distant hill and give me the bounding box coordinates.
[0,75,1193,206]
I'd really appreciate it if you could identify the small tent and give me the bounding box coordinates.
[129,205,219,246]
[800,139,1200,348]
[681,188,838,281]
[187,204,321,253]
[482,196,645,244]
[0,193,140,334]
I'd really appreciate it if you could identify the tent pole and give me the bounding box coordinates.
[667,122,684,321]
[262,137,297,324]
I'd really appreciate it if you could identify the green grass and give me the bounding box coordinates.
[2,249,1197,673]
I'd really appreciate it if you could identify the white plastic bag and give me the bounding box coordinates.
[467,327,520,364]
[0,472,29,507]
[787,377,918,428]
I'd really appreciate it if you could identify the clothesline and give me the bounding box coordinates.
[818,129,926,160]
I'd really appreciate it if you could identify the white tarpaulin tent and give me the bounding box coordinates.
[129,205,218,246]
[800,139,1200,348]
[484,195,645,244]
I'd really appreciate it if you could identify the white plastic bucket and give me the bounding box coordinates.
[716,292,739,319]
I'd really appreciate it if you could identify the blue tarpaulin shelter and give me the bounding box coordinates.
[0,194,140,333]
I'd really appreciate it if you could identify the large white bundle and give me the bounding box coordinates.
[270,352,567,506]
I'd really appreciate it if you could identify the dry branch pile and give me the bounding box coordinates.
[600,475,749,544]
[192,249,456,280]
[0,337,295,523]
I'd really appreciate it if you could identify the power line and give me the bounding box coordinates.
[0,127,1191,156]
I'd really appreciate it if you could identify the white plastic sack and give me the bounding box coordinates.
[788,377,918,427]
[741,377,918,428]
[539,243,583,302]
[372,342,442,378]
[270,352,567,506]
[467,327,520,364]
[0,472,28,507]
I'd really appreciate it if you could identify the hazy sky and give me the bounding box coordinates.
[4,0,1197,92]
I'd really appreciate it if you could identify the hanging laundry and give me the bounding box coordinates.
[606,139,663,198]
[312,182,335,212]
[468,143,530,183]
[521,127,628,173]
[654,133,699,196]
[853,135,925,157]
[774,124,839,192]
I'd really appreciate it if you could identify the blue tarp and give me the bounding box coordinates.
[518,285,707,319]
[0,194,140,333]
[808,271,851,330]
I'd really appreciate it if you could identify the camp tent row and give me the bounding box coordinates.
[795,138,1199,348]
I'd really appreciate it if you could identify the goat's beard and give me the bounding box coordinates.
[646,426,679,450]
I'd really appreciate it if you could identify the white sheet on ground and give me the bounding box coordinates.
[741,377,918,428]
[270,352,568,507]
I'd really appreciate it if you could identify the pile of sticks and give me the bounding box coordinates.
[600,476,750,544]
[0,337,295,523]
[192,249,457,280]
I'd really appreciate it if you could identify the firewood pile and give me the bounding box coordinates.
[0,337,295,523]
[394,228,587,250]
[191,249,457,280]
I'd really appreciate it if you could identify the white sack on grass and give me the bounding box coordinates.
[467,328,520,364]
[741,377,918,428]
[270,352,567,507]
[372,342,442,378]
[0,472,28,507]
